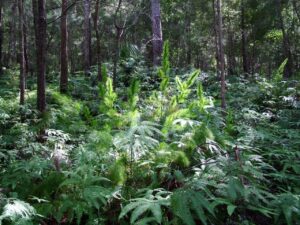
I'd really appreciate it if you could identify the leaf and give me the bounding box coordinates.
[119,202,143,220]
[130,203,150,224]
[227,205,237,216]
[186,70,200,87]
[150,203,162,224]
[135,217,157,225]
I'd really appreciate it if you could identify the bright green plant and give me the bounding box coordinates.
[158,41,170,93]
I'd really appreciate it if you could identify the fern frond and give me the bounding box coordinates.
[0,200,36,223]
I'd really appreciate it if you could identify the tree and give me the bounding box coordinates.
[0,1,3,76]
[60,0,68,93]
[113,0,124,86]
[241,0,249,74]
[276,0,293,77]
[18,0,25,105]
[151,0,163,66]
[215,0,226,111]
[8,1,17,66]
[83,0,91,75]
[93,0,102,82]
[35,0,47,113]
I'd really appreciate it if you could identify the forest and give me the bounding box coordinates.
[0,0,299,224]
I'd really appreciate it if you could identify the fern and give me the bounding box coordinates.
[171,189,215,225]
[99,77,118,117]
[0,199,37,224]
[158,41,170,92]
[128,79,140,110]
[119,189,171,224]
[273,58,288,82]
[101,64,108,83]
[175,70,200,103]
[114,119,163,160]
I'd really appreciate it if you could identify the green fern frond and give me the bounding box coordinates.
[119,189,171,224]
[128,79,140,110]
[171,190,215,225]
[273,58,288,82]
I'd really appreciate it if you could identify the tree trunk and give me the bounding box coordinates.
[32,0,39,76]
[227,30,236,76]
[213,0,220,73]
[60,0,68,93]
[112,0,124,87]
[277,0,293,77]
[151,0,163,67]
[9,2,17,66]
[113,28,121,86]
[23,20,29,76]
[36,0,47,113]
[0,2,3,76]
[241,0,250,75]
[83,0,91,75]
[216,0,226,112]
[93,0,102,82]
[18,0,25,106]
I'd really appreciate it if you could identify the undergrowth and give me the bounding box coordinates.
[0,46,299,225]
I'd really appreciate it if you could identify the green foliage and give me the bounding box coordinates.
[158,41,170,92]
[173,151,190,168]
[109,158,127,186]
[175,70,200,103]
[114,119,163,160]
[1,62,300,225]
[101,64,108,83]
[273,58,288,82]
[272,192,300,225]
[171,189,215,225]
[119,189,171,224]
[128,79,140,110]
[99,77,118,117]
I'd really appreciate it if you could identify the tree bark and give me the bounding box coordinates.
[113,28,122,86]
[18,0,26,106]
[83,0,91,75]
[36,0,47,113]
[9,2,18,66]
[277,0,293,77]
[213,0,220,72]
[215,0,226,112]
[0,2,3,76]
[23,19,29,76]
[241,0,250,75]
[93,0,102,82]
[151,0,163,67]
[112,0,124,87]
[60,0,68,93]
[32,0,39,77]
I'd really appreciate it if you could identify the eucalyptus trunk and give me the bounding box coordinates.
[36,0,47,113]
[83,0,91,75]
[93,0,102,82]
[60,0,68,93]
[18,0,25,105]
[277,0,293,77]
[241,0,250,75]
[151,0,163,67]
[216,0,226,112]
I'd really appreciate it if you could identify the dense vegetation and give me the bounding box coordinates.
[0,0,300,225]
